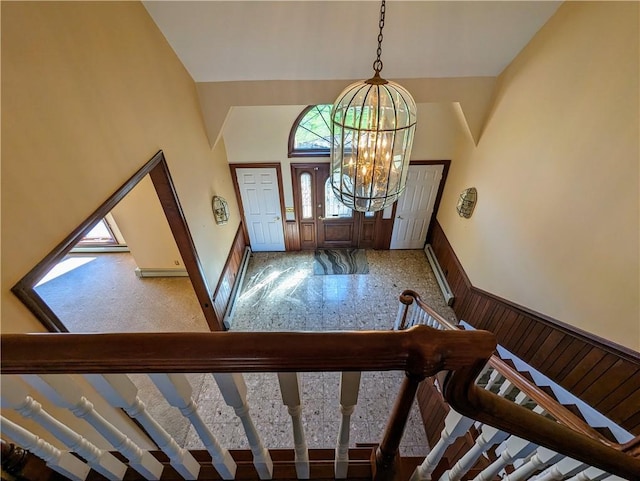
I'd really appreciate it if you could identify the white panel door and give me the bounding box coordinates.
[236,167,285,252]
[390,164,444,249]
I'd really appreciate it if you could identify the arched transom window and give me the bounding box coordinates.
[288,105,332,157]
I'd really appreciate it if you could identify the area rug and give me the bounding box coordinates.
[313,249,369,275]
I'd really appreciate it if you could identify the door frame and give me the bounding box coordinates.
[229,163,287,249]
[11,151,225,332]
[410,160,450,244]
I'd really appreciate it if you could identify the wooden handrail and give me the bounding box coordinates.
[402,289,629,445]
[487,355,616,446]
[2,326,493,481]
[1,327,494,376]
[3,326,639,479]
[400,289,640,479]
[444,367,640,480]
[399,289,460,331]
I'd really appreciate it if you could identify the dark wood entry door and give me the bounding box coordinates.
[315,164,360,248]
[292,163,364,249]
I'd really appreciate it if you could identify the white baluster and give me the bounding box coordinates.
[503,447,563,481]
[395,302,408,330]
[410,410,475,481]
[474,365,492,386]
[416,310,427,327]
[0,416,90,481]
[1,377,127,481]
[334,371,361,479]
[409,304,419,327]
[23,374,163,480]
[440,424,509,481]
[534,457,587,481]
[214,373,273,479]
[565,467,611,481]
[513,392,528,406]
[484,369,502,392]
[471,436,536,481]
[149,373,237,480]
[85,374,200,480]
[497,379,518,399]
[278,372,309,479]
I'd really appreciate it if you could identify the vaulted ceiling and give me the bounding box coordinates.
[143,1,562,83]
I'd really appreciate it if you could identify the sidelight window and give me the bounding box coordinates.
[300,173,313,219]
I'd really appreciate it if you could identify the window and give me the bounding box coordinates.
[77,218,118,246]
[300,173,313,219]
[288,105,333,157]
[325,178,352,218]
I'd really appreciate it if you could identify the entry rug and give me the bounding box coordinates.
[313,249,369,275]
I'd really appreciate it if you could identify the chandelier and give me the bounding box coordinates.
[330,0,417,212]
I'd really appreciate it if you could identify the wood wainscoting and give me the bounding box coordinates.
[212,224,247,326]
[429,220,640,435]
[284,220,301,251]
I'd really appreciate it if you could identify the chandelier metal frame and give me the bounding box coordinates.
[330,0,417,212]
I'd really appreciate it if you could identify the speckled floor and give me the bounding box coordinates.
[179,249,458,456]
[35,249,457,457]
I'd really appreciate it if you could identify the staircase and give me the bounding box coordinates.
[395,290,639,481]
[1,295,639,481]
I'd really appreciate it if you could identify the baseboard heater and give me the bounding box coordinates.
[424,244,454,306]
[223,246,252,329]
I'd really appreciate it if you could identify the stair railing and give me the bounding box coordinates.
[396,289,640,480]
[2,326,639,480]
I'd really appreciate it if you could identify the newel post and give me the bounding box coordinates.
[373,372,425,481]
[394,292,415,330]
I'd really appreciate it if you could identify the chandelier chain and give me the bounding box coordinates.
[373,0,386,74]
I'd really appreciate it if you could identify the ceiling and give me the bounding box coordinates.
[143,1,562,83]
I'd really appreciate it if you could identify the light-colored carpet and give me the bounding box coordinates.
[35,253,208,333]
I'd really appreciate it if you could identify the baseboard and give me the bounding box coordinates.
[71,246,129,253]
[134,268,188,278]
[424,244,454,306]
[223,246,252,329]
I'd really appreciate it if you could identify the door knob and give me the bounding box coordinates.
[318,216,324,220]
[274,216,280,221]
[397,215,404,220]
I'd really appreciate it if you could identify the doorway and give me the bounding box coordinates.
[12,151,222,332]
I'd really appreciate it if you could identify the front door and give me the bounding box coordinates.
[235,167,285,252]
[390,164,444,249]
[315,164,360,248]
[292,163,361,249]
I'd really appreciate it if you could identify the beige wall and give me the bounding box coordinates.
[222,103,462,219]
[111,175,185,271]
[1,2,240,334]
[198,77,496,147]
[438,2,639,350]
